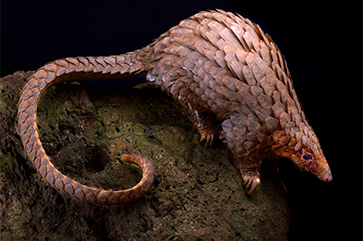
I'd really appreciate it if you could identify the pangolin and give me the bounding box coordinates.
[17,9,332,204]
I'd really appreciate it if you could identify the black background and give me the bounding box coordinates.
[2,1,361,240]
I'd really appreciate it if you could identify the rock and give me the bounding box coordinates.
[0,71,290,240]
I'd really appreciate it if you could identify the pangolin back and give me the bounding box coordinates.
[17,9,332,204]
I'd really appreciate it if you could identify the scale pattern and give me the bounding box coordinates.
[18,9,332,203]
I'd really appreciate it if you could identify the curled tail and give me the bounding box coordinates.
[17,49,155,205]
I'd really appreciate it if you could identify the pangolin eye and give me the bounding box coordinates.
[303,154,312,161]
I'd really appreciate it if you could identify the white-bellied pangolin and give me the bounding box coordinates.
[17,9,332,205]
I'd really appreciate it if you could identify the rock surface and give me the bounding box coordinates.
[0,71,290,240]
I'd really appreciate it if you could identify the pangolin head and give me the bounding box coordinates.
[273,122,332,183]
[287,145,332,183]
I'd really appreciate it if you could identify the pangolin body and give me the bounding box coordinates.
[17,9,332,204]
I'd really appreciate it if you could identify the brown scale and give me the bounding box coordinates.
[17,9,332,204]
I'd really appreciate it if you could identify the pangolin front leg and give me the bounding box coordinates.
[18,9,332,204]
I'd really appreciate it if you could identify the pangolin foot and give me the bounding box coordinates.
[199,126,219,147]
[199,127,218,147]
[241,173,260,195]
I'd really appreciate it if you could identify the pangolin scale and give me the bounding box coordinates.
[17,9,332,205]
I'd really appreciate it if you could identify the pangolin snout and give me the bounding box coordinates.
[311,158,333,183]
[321,169,333,182]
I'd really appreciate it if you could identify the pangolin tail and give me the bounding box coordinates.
[17,49,155,204]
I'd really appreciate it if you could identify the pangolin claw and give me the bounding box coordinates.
[200,132,215,147]
[242,174,261,195]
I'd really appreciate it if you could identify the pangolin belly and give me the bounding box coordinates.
[17,9,332,204]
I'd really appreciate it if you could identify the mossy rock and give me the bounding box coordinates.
[0,71,290,240]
